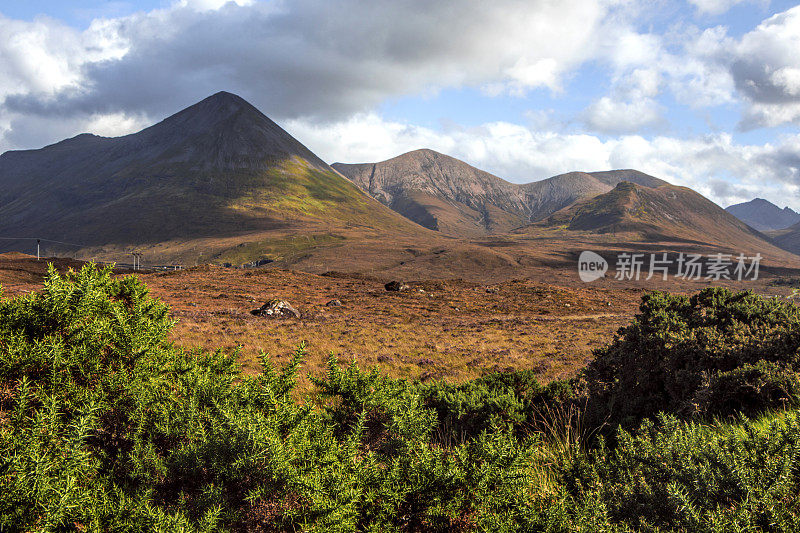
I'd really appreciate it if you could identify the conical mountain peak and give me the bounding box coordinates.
[162,91,259,126]
[129,92,330,170]
[0,92,418,255]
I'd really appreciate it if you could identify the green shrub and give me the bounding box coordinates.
[0,264,542,531]
[584,287,800,429]
[5,265,800,531]
[420,370,576,443]
[562,412,800,531]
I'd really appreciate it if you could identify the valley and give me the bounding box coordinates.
[4,250,799,396]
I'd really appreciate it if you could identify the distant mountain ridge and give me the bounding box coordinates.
[0,92,420,257]
[1,92,795,271]
[333,150,666,235]
[535,181,771,248]
[335,150,792,258]
[726,198,800,231]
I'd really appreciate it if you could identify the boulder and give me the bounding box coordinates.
[241,258,274,268]
[385,280,409,292]
[325,299,343,307]
[250,299,300,318]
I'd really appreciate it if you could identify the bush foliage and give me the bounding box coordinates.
[2,266,800,531]
[585,288,800,430]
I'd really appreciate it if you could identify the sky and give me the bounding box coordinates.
[1,0,800,209]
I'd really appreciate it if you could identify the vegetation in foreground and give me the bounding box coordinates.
[1,265,800,531]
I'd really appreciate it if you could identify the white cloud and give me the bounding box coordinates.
[582,97,664,134]
[177,0,256,10]
[0,0,624,128]
[0,14,129,100]
[688,0,753,16]
[0,16,83,99]
[504,58,563,94]
[626,68,661,98]
[730,5,800,127]
[578,23,737,134]
[770,66,800,96]
[1,0,799,139]
[82,112,150,137]
[741,102,800,129]
[665,25,737,107]
[605,30,662,70]
[580,68,665,134]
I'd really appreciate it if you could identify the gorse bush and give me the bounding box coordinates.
[562,412,800,531]
[2,265,800,531]
[0,265,540,531]
[420,370,576,443]
[585,287,800,430]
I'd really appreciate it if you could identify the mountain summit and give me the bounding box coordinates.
[0,92,418,259]
[334,149,669,236]
[126,91,331,170]
[726,198,800,231]
[333,149,530,234]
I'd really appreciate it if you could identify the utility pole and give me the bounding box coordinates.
[37,239,40,260]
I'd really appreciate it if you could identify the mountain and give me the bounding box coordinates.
[0,92,421,260]
[725,198,800,231]
[535,180,778,252]
[768,220,800,255]
[333,149,529,235]
[522,169,667,222]
[333,149,668,236]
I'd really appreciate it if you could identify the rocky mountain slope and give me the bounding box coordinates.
[333,149,529,234]
[334,150,669,236]
[522,169,667,222]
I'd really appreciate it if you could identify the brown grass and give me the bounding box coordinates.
[3,251,799,393]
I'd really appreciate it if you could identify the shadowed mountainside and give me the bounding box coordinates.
[0,92,422,255]
[534,180,782,253]
[769,221,800,255]
[726,198,800,231]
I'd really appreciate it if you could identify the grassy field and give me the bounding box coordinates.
[208,233,347,265]
[4,252,799,392]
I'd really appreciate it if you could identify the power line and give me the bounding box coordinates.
[0,237,87,248]
[0,236,184,271]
